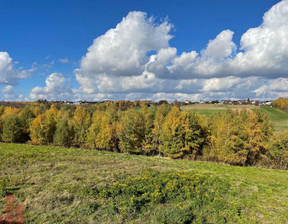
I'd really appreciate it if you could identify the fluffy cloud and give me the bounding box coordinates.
[81,11,173,78]
[0,52,30,85]
[202,77,241,92]
[30,73,72,100]
[74,11,175,99]
[1,85,25,101]
[168,0,288,79]
[230,0,288,77]
[254,78,288,99]
[201,30,236,60]
[56,0,285,101]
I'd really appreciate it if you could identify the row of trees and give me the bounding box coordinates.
[0,102,287,169]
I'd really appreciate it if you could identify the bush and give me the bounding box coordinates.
[265,131,288,169]
[83,170,253,223]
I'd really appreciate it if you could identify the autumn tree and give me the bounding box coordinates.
[160,107,206,159]
[206,110,250,165]
[206,110,273,166]
[30,104,59,144]
[71,106,91,147]
[152,104,172,155]
[18,105,35,142]
[86,111,104,149]
[0,106,5,140]
[0,106,4,118]
[0,106,22,141]
[86,106,118,151]
[119,107,155,154]
[272,97,288,110]
[2,115,23,143]
[245,111,273,165]
[53,116,73,147]
[266,130,288,169]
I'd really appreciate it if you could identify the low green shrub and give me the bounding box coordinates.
[84,170,254,223]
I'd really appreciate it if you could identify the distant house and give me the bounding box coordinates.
[64,100,73,104]
[239,99,248,105]
[250,100,260,106]
[74,101,82,105]
[265,101,272,105]
[220,100,229,104]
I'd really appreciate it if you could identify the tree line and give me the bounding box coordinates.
[272,97,288,111]
[0,101,287,170]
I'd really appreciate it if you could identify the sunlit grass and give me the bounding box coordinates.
[181,104,288,130]
[0,143,288,223]
[260,106,288,131]
[181,104,255,117]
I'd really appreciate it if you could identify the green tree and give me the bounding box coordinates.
[19,105,36,142]
[206,111,250,165]
[0,106,5,140]
[160,107,206,159]
[119,107,154,154]
[2,115,23,143]
[152,104,172,155]
[266,131,288,169]
[54,117,72,147]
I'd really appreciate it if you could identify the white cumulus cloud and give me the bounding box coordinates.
[0,52,31,85]
[81,11,173,78]
[30,73,72,100]
[69,0,288,101]
[1,85,25,101]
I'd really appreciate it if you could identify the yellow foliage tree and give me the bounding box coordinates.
[160,107,206,159]
[29,104,59,144]
[71,106,91,147]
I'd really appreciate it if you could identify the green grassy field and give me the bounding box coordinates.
[181,104,288,131]
[0,143,288,223]
[180,104,255,116]
[260,106,288,131]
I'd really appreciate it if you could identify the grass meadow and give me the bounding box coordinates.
[180,104,255,117]
[260,106,288,131]
[1,143,288,223]
[181,104,288,131]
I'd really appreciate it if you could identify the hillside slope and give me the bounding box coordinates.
[0,143,287,223]
[261,106,288,131]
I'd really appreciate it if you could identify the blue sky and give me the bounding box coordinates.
[0,0,287,101]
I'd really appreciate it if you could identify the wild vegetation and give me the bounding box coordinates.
[0,99,288,170]
[1,143,288,223]
[271,97,288,111]
[260,106,288,131]
[1,99,288,223]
